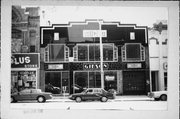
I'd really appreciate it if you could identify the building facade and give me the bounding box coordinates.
[40,20,150,95]
[11,6,40,92]
[148,20,168,91]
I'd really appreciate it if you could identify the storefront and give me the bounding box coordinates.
[11,53,40,92]
[40,20,150,95]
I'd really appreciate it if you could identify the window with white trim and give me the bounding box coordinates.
[73,43,118,62]
[44,44,69,62]
[121,43,145,62]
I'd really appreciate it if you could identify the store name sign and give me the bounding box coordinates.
[83,63,109,70]
[83,30,107,37]
[127,63,142,68]
[48,64,63,70]
[11,53,39,68]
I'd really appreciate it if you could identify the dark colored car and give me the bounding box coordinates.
[45,84,61,94]
[69,88,115,102]
[11,89,53,103]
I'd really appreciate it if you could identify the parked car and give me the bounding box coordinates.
[148,91,167,101]
[69,88,115,103]
[45,84,61,94]
[11,89,53,103]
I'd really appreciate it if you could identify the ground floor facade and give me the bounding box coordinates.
[40,62,150,95]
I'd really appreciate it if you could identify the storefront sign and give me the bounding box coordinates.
[48,64,63,69]
[11,53,39,68]
[83,30,107,37]
[127,63,142,68]
[83,63,109,70]
[105,76,115,81]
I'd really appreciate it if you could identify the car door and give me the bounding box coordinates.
[17,89,31,101]
[84,89,94,100]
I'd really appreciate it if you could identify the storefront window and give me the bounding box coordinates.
[78,45,88,61]
[89,72,101,88]
[104,71,117,91]
[74,72,88,89]
[49,44,65,62]
[11,71,36,92]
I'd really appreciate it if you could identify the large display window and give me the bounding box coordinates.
[11,71,37,92]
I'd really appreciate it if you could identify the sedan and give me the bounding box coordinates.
[69,88,115,103]
[148,91,167,101]
[11,89,53,103]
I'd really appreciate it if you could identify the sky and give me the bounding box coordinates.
[39,6,168,27]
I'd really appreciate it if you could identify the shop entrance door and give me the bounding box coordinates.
[123,71,146,95]
[45,71,69,95]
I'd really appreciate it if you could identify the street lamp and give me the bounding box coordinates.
[98,20,104,89]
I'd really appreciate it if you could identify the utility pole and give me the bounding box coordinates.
[98,20,104,89]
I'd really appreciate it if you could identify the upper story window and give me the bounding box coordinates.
[73,43,118,62]
[45,44,69,62]
[121,43,145,62]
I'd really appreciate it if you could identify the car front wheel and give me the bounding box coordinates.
[160,94,167,101]
[37,96,46,103]
[75,97,82,103]
[101,96,108,102]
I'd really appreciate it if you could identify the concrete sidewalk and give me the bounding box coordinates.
[52,95,153,101]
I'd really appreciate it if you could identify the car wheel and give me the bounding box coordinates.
[75,97,82,103]
[154,98,159,101]
[160,94,167,101]
[101,96,108,102]
[37,96,46,103]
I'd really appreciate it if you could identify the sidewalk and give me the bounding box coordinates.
[52,95,153,101]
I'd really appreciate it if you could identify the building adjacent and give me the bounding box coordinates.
[11,6,40,92]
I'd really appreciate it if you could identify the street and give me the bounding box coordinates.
[10,97,167,111]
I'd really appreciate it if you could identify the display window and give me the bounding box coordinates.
[11,71,37,92]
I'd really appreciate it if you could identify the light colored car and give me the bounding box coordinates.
[11,89,52,103]
[148,91,167,101]
[69,88,115,103]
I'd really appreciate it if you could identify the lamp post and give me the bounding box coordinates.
[153,21,167,91]
[98,20,104,89]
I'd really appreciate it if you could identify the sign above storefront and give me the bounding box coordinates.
[48,64,63,70]
[11,53,40,68]
[83,30,107,37]
[127,63,142,68]
[83,63,109,70]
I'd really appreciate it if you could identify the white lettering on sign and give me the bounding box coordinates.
[48,64,63,69]
[12,56,31,65]
[83,63,108,70]
[127,63,142,68]
[83,30,107,37]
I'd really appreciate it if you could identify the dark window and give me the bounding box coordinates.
[126,44,141,60]
[30,45,35,52]
[89,44,100,61]
[78,45,88,61]
[103,44,113,61]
